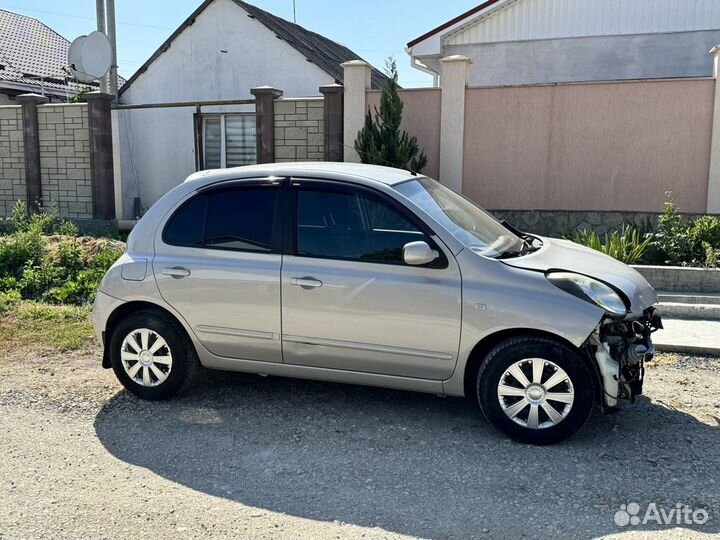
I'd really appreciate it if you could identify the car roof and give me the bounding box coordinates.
[184,162,419,187]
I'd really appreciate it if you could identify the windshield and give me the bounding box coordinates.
[395,178,525,257]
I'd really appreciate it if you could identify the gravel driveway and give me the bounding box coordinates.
[0,345,718,540]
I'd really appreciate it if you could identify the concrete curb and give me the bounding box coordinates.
[654,342,720,356]
[655,302,720,320]
[632,265,720,293]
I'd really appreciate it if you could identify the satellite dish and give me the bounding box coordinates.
[68,31,111,83]
[68,36,92,83]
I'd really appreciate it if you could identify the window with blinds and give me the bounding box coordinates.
[202,114,256,169]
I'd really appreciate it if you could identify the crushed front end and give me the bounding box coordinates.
[584,308,663,410]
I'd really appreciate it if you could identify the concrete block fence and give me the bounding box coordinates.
[251,84,343,166]
[0,92,116,222]
[0,106,25,217]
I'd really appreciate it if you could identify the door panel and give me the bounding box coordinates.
[154,249,281,361]
[281,256,461,379]
[281,182,462,380]
[153,183,282,362]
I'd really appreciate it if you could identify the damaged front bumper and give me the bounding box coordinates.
[585,307,663,410]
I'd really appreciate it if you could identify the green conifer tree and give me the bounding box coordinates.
[354,58,428,173]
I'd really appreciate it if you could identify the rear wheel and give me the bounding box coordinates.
[109,310,198,400]
[476,336,594,445]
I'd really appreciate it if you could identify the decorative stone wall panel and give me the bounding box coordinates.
[0,103,92,219]
[274,98,325,163]
[0,106,25,216]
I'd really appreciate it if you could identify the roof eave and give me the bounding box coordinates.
[406,0,508,49]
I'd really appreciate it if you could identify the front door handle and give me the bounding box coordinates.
[161,266,191,279]
[290,276,323,289]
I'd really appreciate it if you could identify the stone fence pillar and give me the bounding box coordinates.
[320,84,344,162]
[16,93,48,213]
[341,61,372,163]
[86,91,116,220]
[251,86,283,163]
[439,55,471,193]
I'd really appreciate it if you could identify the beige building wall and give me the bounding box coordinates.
[274,98,325,162]
[462,78,714,213]
[366,88,441,179]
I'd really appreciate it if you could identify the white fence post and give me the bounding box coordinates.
[439,55,471,193]
[707,46,720,213]
[341,60,372,163]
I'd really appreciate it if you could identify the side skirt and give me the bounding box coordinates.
[199,352,445,395]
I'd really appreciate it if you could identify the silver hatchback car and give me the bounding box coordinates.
[93,163,661,444]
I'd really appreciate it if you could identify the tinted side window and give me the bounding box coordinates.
[164,194,207,247]
[205,188,277,252]
[365,197,418,232]
[296,188,432,265]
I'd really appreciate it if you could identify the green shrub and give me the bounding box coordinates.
[6,200,30,234]
[19,262,65,300]
[48,244,122,304]
[689,215,720,253]
[0,225,124,306]
[569,226,652,265]
[0,276,19,291]
[56,219,79,236]
[646,193,720,266]
[0,289,21,315]
[703,242,719,269]
[0,230,45,279]
[56,240,83,274]
[2,200,79,237]
[650,193,694,266]
[0,217,12,235]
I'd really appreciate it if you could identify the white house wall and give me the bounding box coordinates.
[446,0,720,46]
[447,29,720,87]
[116,0,334,218]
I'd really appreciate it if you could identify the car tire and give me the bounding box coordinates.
[476,336,595,445]
[109,309,198,400]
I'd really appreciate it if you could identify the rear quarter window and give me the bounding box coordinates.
[162,187,279,253]
[163,194,208,247]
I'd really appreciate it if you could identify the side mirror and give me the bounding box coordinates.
[403,241,439,266]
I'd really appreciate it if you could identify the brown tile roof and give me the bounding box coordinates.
[0,9,124,98]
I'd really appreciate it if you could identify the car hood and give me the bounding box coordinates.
[500,237,658,316]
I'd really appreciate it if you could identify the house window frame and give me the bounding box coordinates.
[202,112,256,169]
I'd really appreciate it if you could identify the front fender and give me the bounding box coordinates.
[443,251,604,396]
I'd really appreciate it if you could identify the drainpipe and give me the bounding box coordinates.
[407,49,440,87]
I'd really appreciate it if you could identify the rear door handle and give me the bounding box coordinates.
[161,266,191,279]
[290,276,323,289]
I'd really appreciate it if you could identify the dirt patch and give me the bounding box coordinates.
[1,346,719,539]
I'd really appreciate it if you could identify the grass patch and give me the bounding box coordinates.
[0,300,94,352]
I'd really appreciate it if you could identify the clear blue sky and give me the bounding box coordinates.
[2,0,479,87]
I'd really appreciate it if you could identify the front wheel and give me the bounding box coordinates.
[109,310,198,400]
[476,336,595,445]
